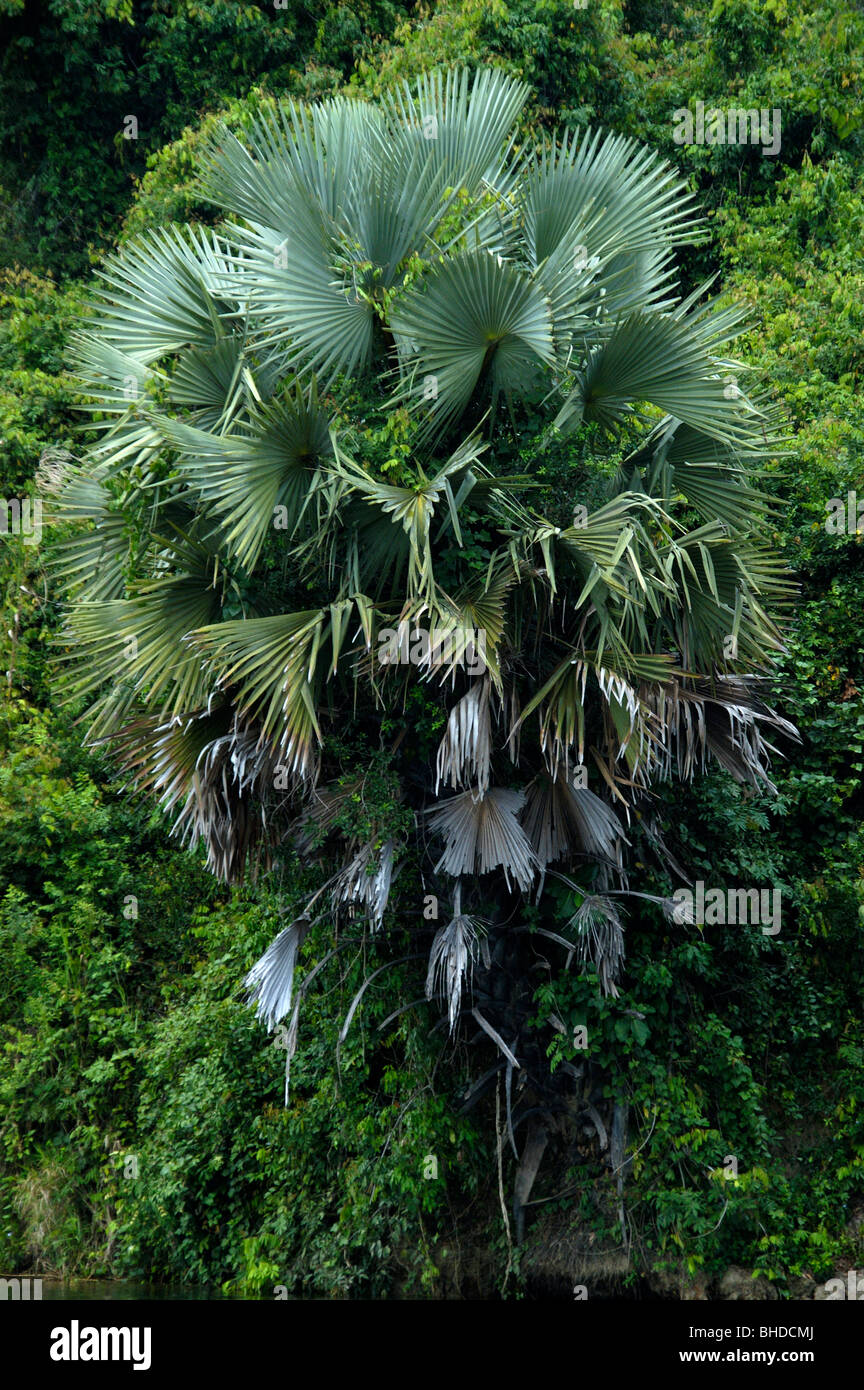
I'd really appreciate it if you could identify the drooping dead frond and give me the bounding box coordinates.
[427,786,538,891]
[639,675,798,792]
[435,676,493,794]
[701,680,798,792]
[111,707,279,881]
[570,894,627,997]
[332,839,396,929]
[520,772,627,868]
[244,913,312,1029]
[425,883,486,1031]
[183,727,281,880]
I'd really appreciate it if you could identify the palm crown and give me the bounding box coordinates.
[52,68,794,1044]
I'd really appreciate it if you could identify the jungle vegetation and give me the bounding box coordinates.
[0,0,863,1299]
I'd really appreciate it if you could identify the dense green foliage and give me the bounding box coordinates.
[1,0,863,1298]
[0,0,411,276]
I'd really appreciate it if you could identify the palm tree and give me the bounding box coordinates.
[51,68,794,1089]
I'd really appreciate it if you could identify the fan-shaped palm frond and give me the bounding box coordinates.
[391,250,556,437]
[46,466,130,602]
[112,706,279,879]
[155,381,333,568]
[521,773,627,868]
[189,610,332,781]
[385,67,530,199]
[427,786,538,892]
[61,553,223,735]
[81,225,236,362]
[521,126,703,271]
[329,434,485,601]
[553,303,760,445]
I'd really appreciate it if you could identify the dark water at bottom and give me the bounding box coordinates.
[32,1280,241,1301]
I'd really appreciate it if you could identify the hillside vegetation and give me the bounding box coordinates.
[1,0,862,1298]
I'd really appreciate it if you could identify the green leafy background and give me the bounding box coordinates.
[1,0,863,1297]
